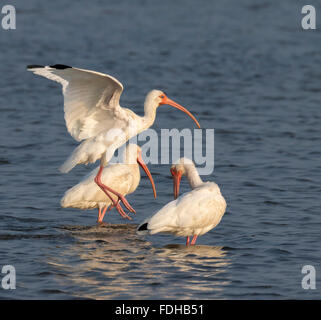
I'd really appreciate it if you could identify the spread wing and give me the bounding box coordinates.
[27,64,126,141]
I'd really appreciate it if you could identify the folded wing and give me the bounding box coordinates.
[143,186,226,235]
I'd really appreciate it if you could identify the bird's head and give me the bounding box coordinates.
[170,158,194,199]
[145,90,201,129]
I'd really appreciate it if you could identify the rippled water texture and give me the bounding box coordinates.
[1,0,321,299]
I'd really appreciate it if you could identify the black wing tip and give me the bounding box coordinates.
[137,223,148,232]
[27,64,44,69]
[27,64,72,70]
[49,64,72,70]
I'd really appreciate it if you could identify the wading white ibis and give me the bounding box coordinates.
[27,64,200,218]
[137,158,226,246]
[61,144,156,223]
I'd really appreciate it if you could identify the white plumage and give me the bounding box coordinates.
[27,64,200,217]
[61,144,156,223]
[137,158,226,246]
[27,64,200,173]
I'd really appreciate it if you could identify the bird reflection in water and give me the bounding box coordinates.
[46,224,231,299]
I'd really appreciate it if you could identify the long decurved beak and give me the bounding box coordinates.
[137,152,157,198]
[160,95,201,129]
[170,168,182,199]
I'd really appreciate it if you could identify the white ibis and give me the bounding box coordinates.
[27,64,200,218]
[61,144,156,223]
[137,158,226,246]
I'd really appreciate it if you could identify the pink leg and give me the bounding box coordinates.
[105,200,129,220]
[97,206,108,224]
[186,236,190,246]
[97,207,102,222]
[94,166,134,220]
[190,235,198,245]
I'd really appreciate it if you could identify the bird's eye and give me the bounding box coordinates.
[160,95,165,99]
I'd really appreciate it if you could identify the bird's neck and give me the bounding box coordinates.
[185,164,203,189]
[142,102,157,130]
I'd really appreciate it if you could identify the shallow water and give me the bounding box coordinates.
[1,0,321,299]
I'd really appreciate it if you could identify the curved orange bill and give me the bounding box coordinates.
[160,95,201,129]
[137,152,157,198]
[170,168,182,199]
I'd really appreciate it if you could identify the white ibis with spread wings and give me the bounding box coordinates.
[27,64,200,218]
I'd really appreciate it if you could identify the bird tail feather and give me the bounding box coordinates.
[59,138,105,173]
[59,152,80,173]
[136,221,150,235]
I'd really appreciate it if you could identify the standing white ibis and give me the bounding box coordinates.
[61,144,156,223]
[137,158,226,246]
[27,64,200,218]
